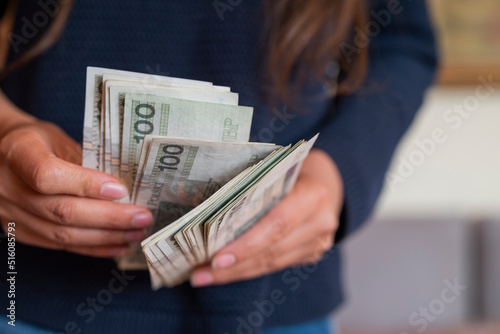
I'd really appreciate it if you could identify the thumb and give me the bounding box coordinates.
[4,128,128,200]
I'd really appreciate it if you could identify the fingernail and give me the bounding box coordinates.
[110,247,131,257]
[212,254,235,269]
[191,271,213,287]
[132,212,153,228]
[126,230,147,242]
[101,182,128,199]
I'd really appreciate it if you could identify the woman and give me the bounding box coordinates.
[0,0,437,333]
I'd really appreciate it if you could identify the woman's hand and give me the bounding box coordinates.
[0,121,153,257]
[190,149,344,287]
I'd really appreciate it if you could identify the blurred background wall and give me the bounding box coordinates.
[335,1,500,333]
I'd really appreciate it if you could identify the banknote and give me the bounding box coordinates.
[120,93,253,192]
[118,137,279,269]
[101,75,224,174]
[141,135,318,288]
[82,66,221,171]
[82,67,319,288]
[154,145,292,276]
[105,84,239,178]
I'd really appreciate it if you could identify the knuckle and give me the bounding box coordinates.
[319,211,337,234]
[320,221,334,235]
[270,218,288,242]
[52,200,76,225]
[317,219,331,234]
[325,235,334,250]
[1,129,34,163]
[81,175,98,198]
[320,234,334,252]
[0,138,10,160]
[80,178,92,196]
[260,248,279,272]
[313,182,329,203]
[52,227,72,247]
[327,215,339,233]
[309,236,333,263]
[0,135,20,166]
[31,158,57,194]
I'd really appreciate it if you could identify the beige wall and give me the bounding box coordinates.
[374,85,500,220]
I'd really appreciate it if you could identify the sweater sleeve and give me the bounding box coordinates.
[313,0,438,242]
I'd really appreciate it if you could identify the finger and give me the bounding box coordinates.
[195,213,335,286]
[222,212,335,271]
[4,205,148,247]
[191,236,329,287]
[21,192,152,230]
[38,196,153,229]
[210,179,329,269]
[4,130,128,199]
[1,222,131,258]
[213,205,337,270]
[2,173,153,229]
[33,223,148,247]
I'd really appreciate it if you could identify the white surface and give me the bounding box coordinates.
[373,86,500,220]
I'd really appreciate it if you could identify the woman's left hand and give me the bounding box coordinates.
[190,149,344,287]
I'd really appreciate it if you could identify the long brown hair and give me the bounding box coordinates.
[0,0,73,80]
[262,0,368,105]
[0,0,367,102]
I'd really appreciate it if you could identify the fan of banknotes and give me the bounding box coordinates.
[82,67,318,289]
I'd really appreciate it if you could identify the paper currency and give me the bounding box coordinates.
[81,66,318,288]
[82,66,223,171]
[120,93,253,192]
[118,137,279,270]
[141,135,317,288]
[104,80,238,178]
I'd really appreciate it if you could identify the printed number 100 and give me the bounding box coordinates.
[159,145,184,171]
[134,103,155,143]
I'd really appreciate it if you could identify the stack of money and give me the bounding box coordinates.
[82,67,318,289]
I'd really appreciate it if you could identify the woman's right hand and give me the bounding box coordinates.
[0,121,153,257]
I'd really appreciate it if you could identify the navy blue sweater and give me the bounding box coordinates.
[0,0,437,333]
